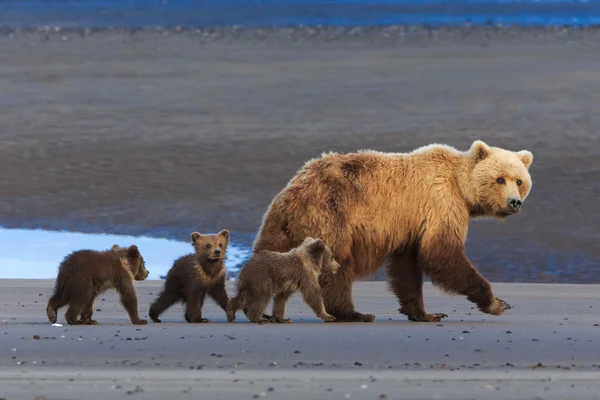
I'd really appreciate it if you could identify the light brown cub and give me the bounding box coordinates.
[46,244,149,325]
[149,230,230,323]
[227,237,339,324]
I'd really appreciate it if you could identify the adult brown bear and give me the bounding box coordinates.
[252,140,534,323]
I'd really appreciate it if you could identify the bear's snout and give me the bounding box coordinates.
[214,248,222,256]
[508,197,522,212]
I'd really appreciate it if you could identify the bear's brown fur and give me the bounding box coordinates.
[46,244,149,325]
[253,140,534,323]
[227,237,340,324]
[149,230,230,323]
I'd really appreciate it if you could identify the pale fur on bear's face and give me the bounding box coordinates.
[468,140,533,219]
[302,237,340,274]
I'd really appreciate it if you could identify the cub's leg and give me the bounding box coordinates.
[208,278,230,313]
[149,289,182,323]
[245,294,273,324]
[116,279,147,325]
[300,280,336,322]
[185,289,209,323]
[80,296,100,325]
[272,291,295,323]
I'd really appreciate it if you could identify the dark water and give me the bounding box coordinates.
[1,0,599,28]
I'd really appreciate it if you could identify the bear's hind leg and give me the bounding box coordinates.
[320,259,375,323]
[80,296,99,325]
[387,251,447,323]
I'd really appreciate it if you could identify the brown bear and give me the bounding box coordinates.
[227,237,340,324]
[253,140,534,323]
[148,230,230,323]
[46,244,149,325]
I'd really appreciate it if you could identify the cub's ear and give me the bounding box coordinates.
[127,245,140,258]
[111,244,121,251]
[218,229,230,241]
[191,232,202,243]
[307,238,326,257]
[302,236,314,244]
[515,150,533,169]
[470,140,491,163]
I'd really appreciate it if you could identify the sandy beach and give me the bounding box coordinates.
[2,279,600,399]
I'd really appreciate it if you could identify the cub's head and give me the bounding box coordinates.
[112,244,149,281]
[191,229,230,262]
[467,140,533,219]
[302,237,340,275]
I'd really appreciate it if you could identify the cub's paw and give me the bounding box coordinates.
[479,298,512,316]
[132,319,148,325]
[322,314,336,322]
[226,312,236,323]
[190,318,211,323]
[274,317,293,324]
[83,319,99,325]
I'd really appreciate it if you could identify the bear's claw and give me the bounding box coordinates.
[479,297,512,316]
[407,312,448,322]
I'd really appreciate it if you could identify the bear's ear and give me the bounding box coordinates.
[308,238,326,257]
[470,140,491,163]
[191,232,202,243]
[218,229,230,241]
[515,150,533,169]
[126,245,140,259]
[111,244,121,251]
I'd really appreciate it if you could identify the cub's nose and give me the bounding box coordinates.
[214,248,222,255]
[509,198,522,211]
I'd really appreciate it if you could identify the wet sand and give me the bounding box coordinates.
[0,27,599,282]
[2,279,600,399]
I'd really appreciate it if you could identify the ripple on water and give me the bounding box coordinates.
[0,227,251,280]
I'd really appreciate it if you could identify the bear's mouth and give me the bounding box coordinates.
[497,208,520,217]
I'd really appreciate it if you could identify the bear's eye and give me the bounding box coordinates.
[516,179,522,186]
[218,243,223,248]
[496,177,505,184]
[206,244,212,249]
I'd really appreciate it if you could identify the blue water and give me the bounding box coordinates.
[0,0,599,28]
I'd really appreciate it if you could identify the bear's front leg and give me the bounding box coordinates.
[419,240,511,317]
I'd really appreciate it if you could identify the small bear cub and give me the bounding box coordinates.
[227,237,339,324]
[46,244,149,325]
[149,229,230,323]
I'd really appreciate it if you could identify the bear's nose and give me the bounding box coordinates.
[509,198,522,210]
[214,248,222,255]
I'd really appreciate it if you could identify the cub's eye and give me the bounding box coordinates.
[516,179,522,186]
[496,177,505,184]
[206,244,212,249]
[218,243,223,248]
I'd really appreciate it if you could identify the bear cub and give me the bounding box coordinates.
[46,244,149,325]
[227,237,340,324]
[149,229,230,323]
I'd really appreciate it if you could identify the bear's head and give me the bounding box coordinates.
[191,229,230,263]
[302,237,340,274]
[467,140,533,219]
[112,244,149,281]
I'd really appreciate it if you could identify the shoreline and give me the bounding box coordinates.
[2,25,600,47]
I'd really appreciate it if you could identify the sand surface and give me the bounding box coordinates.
[2,279,600,399]
[0,28,599,282]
